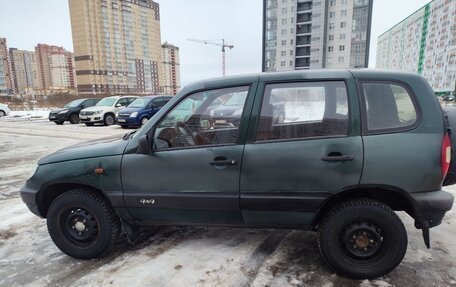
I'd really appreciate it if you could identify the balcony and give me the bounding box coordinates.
[297,2,312,13]
[296,35,311,46]
[296,24,311,35]
[297,14,312,24]
[295,58,310,68]
[296,46,311,57]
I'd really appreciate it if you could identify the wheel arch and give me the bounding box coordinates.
[311,185,418,229]
[36,182,113,218]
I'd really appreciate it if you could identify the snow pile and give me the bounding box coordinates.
[6,109,51,119]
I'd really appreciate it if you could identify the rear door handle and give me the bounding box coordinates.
[321,155,354,162]
[209,159,237,166]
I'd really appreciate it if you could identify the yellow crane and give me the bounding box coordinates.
[187,38,234,77]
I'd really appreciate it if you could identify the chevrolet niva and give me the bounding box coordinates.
[21,70,454,279]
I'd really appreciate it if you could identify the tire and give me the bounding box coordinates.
[141,117,149,126]
[0,110,5,117]
[85,123,94,126]
[69,113,80,124]
[104,114,115,126]
[55,121,64,125]
[46,189,120,259]
[318,198,407,279]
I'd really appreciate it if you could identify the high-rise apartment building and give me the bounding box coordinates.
[376,0,456,94]
[161,42,180,95]
[263,0,373,72]
[69,0,165,95]
[0,38,13,95]
[35,43,76,91]
[9,48,40,94]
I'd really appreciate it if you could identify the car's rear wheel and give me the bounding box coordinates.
[55,121,64,125]
[47,189,120,259]
[0,110,5,117]
[69,113,80,124]
[104,114,115,126]
[141,117,149,126]
[318,198,407,279]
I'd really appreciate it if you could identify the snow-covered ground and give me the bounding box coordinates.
[0,118,455,287]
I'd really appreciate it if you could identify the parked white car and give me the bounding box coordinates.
[0,103,11,117]
[79,96,137,126]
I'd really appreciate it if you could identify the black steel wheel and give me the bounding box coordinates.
[318,198,407,279]
[47,189,120,259]
[104,114,115,126]
[69,113,80,124]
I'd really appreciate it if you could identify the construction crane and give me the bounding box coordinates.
[187,38,234,77]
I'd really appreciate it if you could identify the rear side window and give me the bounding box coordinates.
[256,81,349,141]
[361,82,418,132]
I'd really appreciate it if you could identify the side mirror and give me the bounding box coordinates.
[115,103,122,107]
[136,135,152,155]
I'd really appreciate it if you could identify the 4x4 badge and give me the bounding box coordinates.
[138,198,155,205]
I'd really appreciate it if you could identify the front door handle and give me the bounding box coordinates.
[321,154,354,162]
[209,159,237,166]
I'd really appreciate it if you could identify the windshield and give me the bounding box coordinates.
[224,92,248,106]
[64,99,85,108]
[128,98,149,108]
[96,97,117,107]
[176,99,194,111]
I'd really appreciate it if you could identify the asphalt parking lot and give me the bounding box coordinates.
[0,117,455,287]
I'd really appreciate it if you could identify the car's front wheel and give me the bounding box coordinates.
[69,113,80,124]
[104,114,115,126]
[46,189,120,259]
[0,110,5,117]
[141,117,149,126]
[318,198,407,279]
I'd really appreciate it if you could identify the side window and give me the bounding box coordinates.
[116,98,128,107]
[127,97,136,105]
[361,82,417,132]
[154,86,250,149]
[256,81,349,141]
[153,98,167,108]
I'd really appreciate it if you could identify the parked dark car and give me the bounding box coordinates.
[49,98,100,124]
[21,70,454,279]
[117,96,172,128]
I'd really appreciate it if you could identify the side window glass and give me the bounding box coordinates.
[116,99,127,107]
[154,86,250,149]
[256,81,349,141]
[362,82,417,131]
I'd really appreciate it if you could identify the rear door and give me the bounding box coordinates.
[240,78,363,228]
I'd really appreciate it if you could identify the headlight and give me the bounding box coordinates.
[58,109,68,114]
[130,112,138,118]
[94,110,103,114]
[233,109,243,116]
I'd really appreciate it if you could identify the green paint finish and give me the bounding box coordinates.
[417,3,430,74]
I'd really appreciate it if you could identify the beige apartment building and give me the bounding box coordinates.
[69,0,165,95]
[35,44,76,91]
[9,48,40,94]
[0,38,13,95]
[161,42,180,95]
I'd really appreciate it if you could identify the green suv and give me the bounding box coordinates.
[20,70,454,279]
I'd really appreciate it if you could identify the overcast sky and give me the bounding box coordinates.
[0,0,431,86]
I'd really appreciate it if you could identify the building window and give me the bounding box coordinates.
[282,8,287,14]
[329,35,334,41]
[282,29,287,35]
[340,34,346,40]
[338,56,344,63]
[341,0,348,4]
[290,60,293,66]
[341,10,347,16]
[281,61,286,67]
[290,39,294,45]
[281,40,286,46]
[281,51,286,56]
[328,46,334,52]
[329,23,335,30]
[282,18,287,24]
[330,11,335,18]
[291,17,294,23]
[330,0,336,6]
[340,22,346,28]
[339,45,345,51]
[290,50,293,55]
[290,28,294,34]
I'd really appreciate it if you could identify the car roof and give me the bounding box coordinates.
[179,69,422,96]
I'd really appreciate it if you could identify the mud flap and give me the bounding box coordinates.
[416,220,430,249]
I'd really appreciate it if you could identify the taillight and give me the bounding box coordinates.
[441,132,451,178]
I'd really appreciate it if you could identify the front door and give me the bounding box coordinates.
[122,85,255,225]
[240,80,363,228]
